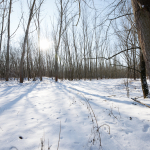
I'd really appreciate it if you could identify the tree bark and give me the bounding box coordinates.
[140,52,149,98]
[131,0,150,77]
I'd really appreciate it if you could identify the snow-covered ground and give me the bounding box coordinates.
[0,77,150,150]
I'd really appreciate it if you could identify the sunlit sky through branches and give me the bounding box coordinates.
[5,0,128,56]
[10,0,107,43]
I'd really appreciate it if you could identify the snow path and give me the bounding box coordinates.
[0,78,150,150]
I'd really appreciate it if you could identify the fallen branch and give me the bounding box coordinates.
[131,98,150,108]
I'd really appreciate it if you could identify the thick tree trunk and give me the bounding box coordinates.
[140,52,149,98]
[131,0,150,77]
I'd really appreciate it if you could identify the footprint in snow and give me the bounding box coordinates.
[142,124,150,132]
[9,146,18,150]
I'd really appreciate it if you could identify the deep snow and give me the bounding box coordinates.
[0,78,150,150]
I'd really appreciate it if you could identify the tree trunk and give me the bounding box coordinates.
[37,4,42,81]
[38,26,42,81]
[20,0,36,83]
[27,38,29,81]
[55,51,58,82]
[140,52,149,98]
[131,0,150,77]
[6,0,12,81]
[0,2,6,54]
[55,0,63,82]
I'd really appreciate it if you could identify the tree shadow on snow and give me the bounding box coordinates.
[0,83,38,115]
[57,82,132,106]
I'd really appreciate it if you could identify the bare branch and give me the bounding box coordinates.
[10,14,23,38]
[108,13,133,21]
[0,0,4,5]
[83,47,141,60]
[75,0,81,26]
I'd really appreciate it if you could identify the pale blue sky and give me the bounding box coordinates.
[8,0,118,46]
[11,0,56,41]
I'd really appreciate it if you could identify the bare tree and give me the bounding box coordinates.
[20,0,37,83]
[54,0,63,82]
[6,0,12,81]
[53,0,73,82]
[0,0,7,54]
[35,0,44,81]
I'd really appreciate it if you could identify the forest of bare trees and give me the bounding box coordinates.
[0,0,150,97]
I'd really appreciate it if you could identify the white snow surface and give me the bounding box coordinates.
[0,77,150,150]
